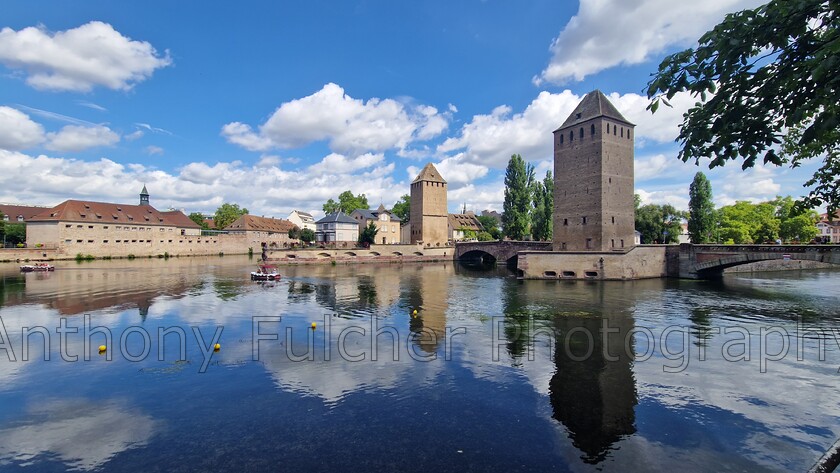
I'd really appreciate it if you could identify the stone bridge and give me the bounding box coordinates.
[679,243,840,279]
[455,241,552,265]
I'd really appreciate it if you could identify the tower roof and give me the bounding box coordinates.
[140,185,149,195]
[412,163,447,184]
[555,90,634,131]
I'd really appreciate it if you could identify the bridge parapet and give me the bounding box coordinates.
[679,243,840,279]
[455,241,552,264]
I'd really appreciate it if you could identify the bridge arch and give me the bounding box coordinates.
[459,249,497,265]
[683,244,840,279]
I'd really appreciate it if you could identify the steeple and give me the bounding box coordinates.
[555,90,633,131]
[140,185,150,206]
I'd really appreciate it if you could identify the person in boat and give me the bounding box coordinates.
[261,241,267,261]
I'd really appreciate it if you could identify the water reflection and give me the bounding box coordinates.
[0,398,159,471]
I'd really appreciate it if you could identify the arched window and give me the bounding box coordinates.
[606,123,610,134]
[627,130,631,140]
[579,127,584,139]
[621,127,624,138]
[614,126,617,135]
[591,124,595,136]
[560,134,564,144]
[569,131,573,141]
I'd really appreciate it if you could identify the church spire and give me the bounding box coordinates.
[140,185,150,206]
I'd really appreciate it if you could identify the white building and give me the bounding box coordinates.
[287,210,316,232]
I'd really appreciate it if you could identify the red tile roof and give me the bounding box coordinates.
[28,200,200,228]
[224,215,297,233]
[0,204,51,221]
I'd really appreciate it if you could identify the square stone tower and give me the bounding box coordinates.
[552,90,635,251]
[410,163,448,245]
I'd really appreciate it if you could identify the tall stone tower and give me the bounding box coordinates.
[410,163,448,245]
[552,90,635,251]
[140,185,150,206]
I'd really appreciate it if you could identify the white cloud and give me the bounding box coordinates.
[535,0,764,84]
[145,145,163,155]
[407,155,489,186]
[222,83,448,155]
[0,21,172,92]
[440,88,691,169]
[45,125,120,152]
[0,106,45,150]
[308,152,384,175]
[0,150,407,219]
[635,153,680,181]
[125,130,144,141]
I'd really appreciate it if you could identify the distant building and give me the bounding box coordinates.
[224,214,297,247]
[26,187,202,252]
[448,212,484,241]
[287,210,316,232]
[351,204,402,244]
[315,212,359,245]
[0,204,50,223]
[678,222,690,244]
[817,212,840,243]
[410,163,448,246]
[552,90,636,251]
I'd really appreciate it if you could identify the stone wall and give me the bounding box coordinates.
[724,259,838,273]
[517,245,669,280]
[265,244,454,265]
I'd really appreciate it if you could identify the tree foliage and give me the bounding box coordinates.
[324,190,369,215]
[647,0,840,213]
[502,154,534,240]
[688,172,715,243]
[299,228,316,244]
[0,210,5,244]
[530,171,554,241]
[716,196,819,243]
[391,194,410,222]
[635,204,685,244]
[3,223,26,246]
[358,221,379,245]
[214,203,248,230]
[188,212,210,230]
[476,215,501,240]
[288,226,301,240]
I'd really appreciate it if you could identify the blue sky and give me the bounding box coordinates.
[0,0,817,218]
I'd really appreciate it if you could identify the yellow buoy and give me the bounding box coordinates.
[98,345,107,353]
[214,343,221,351]
[412,309,418,315]
[311,322,317,329]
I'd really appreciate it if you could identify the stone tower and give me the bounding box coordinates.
[140,185,150,206]
[410,163,448,245]
[552,90,635,251]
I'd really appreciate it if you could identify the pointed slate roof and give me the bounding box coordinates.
[555,90,634,131]
[140,185,149,195]
[412,163,447,184]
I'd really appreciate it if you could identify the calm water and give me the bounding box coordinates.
[0,256,839,472]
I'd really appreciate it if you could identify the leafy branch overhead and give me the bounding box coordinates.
[647,0,840,213]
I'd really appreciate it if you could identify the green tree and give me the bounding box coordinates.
[647,0,840,213]
[4,223,26,246]
[0,210,5,245]
[530,171,554,241]
[214,203,249,230]
[391,194,410,222]
[358,221,379,245]
[771,196,819,242]
[717,201,780,243]
[502,154,534,240]
[323,198,340,214]
[476,231,494,241]
[688,172,715,243]
[476,215,501,240]
[288,226,301,240]
[188,212,210,230]
[299,228,316,244]
[635,204,684,244]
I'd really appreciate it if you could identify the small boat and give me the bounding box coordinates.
[251,264,281,281]
[20,263,55,272]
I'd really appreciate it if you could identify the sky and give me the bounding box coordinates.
[0,0,817,219]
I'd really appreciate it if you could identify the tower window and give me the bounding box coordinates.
[621,127,624,138]
[606,123,610,134]
[609,177,612,184]
[582,216,587,225]
[591,124,595,136]
[611,216,615,224]
[579,127,584,139]
[621,239,625,248]
[614,126,617,135]
[560,134,564,144]
[611,239,615,248]
[586,238,593,249]
[576,113,581,119]
[563,218,568,226]
[569,131,573,142]
[628,130,631,140]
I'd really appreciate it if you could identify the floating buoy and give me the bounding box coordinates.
[98,345,107,353]
[311,322,317,329]
[214,343,221,351]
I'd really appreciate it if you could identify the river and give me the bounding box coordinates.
[0,256,838,472]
